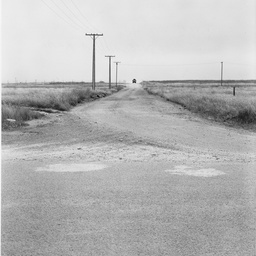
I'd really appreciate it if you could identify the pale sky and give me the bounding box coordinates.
[1,0,256,83]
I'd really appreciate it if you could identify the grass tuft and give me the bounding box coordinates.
[2,104,43,121]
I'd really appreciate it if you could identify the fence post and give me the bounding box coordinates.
[233,87,235,96]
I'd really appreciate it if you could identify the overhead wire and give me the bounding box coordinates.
[41,0,106,66]
[122,62,220,67]
[40,0,113,83]
[60,0,92,31]
[49,0,85,31]
[68,0,112,53]
[96,39,107,55]
[40,0,82,32]
[225,62,256,66]
[38,4,255,72]
[98,38,109,53]
[46,1,224,69]
[52,0,108,54]
[85,35,106,55]
[42,0,100,34]
[69,0,101,32]
[102,37,112,52]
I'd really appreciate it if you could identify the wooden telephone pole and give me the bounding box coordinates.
[114,61,121,88]
[85,33,103,90]
[105,55,115,89]
[221,61,223,86]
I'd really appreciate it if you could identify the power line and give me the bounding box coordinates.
[70,0,100,32]
[98,38,109,53]
[41,0,108,55]
[60,0,90,30]
[102,37,111,52]
[225,62,256,66]
[86,35,106,55]
[43,0,113,54]
[67,0,115,54]
[49,0,85,31]
[122,62,256,67]
[63,0,115,56]
[40,0,81,31]
[122,62,219,67]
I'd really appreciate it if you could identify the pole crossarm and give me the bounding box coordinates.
[85,33,103,36]
[85,33,103,90]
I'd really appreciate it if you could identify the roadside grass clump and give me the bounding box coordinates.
[2,88,105,111]
[2,86,112,129]
[168,93,256,123]
[144,82,256,125]
[2,104,43,121]
[117,84,125,91]
[2,104,43,129]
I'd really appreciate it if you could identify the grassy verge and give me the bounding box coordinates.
[2,88,111,111]
[2,86,116,130]
[143,82,256,126]
[2,104,44,129]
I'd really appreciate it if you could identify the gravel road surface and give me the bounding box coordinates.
[2,83,256,255]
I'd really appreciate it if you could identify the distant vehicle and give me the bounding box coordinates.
[132,79,137,83]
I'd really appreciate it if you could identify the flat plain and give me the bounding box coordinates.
[2,82,256,256]
[143,80,256,128]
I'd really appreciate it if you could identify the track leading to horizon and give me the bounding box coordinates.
[2,83,256,255]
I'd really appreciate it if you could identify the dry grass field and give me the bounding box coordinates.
[143,80,256,127]
[1,82,122,129]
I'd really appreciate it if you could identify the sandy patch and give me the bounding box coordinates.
[165,165,225,177]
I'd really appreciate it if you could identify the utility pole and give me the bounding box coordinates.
[114,61,121,88]
[105,55,115,89]
[221,61,223,86]
[85,33,103,90]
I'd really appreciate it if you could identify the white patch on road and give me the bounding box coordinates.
[36,163,107,173]
[165,165,225,177]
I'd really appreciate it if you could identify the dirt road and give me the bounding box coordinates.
[2,83,256,255]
